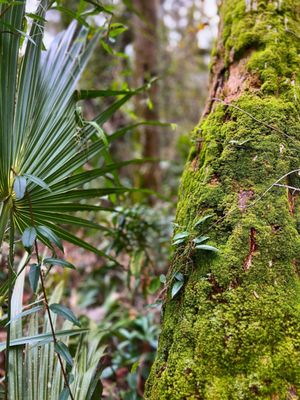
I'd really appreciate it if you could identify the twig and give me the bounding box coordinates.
[273,183,300,192]
[34,240,75,400]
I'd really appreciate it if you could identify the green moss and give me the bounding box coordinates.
[146,0,300,398]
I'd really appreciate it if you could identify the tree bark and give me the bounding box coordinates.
[146,0,300,398]
[132,0,161,193]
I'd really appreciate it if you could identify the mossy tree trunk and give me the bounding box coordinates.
[146,1,300,398]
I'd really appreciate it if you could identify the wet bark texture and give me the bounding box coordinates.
[132,0,161,192]
[146,0,300,398]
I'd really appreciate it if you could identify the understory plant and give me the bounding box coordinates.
[0,255,105,400]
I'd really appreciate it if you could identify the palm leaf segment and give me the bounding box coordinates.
[0,0,134,256]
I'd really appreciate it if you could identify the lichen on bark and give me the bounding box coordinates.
[145,0,300,399]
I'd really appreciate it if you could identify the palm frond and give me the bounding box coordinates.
[0,0,140,256]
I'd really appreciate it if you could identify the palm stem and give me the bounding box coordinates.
[0,199,11,249]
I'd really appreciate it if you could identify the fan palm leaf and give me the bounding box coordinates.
[0,0,137,255]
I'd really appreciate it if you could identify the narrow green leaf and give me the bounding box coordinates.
[172,231,189,246]
[49,303,80,327]
[195,244,219,252]
[23,173,51,192]
[193,236,210,245]
[173,238,187,246]
[5,305,43,326]
[0,328,89,351]
[14,176,27,200]
[175,272,184,282]
[52,5,89,26]
[25,12,47,22]
[194,215,213,228]
[74,88,132,100]
[173,231,189,241]
[29,263,40,293]
[100,39,114,54]
[131,360,139,374]
[43,258,75,270]
[36,225,63,252]
[22,227,37,248]
[171,281,184,299]
[54,341,73,366]
[109,22,127,38]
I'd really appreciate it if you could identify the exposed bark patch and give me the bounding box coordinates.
[238,189,254,212]
[223,51,261,102]
[190,137,204,171]
[243,227,257,271]
[208,274,224,298]
[203,60,226,117]
[288,187,297,216]
[209,174,220,186]
[229,277,241,289]
[292,259,300,277]
[202,15,226,117]
[204,48,261,116]
[287,386,298,399]
[223,59,248,102]
[271,224,281,233]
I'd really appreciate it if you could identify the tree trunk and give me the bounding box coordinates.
[146,0,300,398]
[132,0,161,193]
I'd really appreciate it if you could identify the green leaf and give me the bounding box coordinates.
[109,23,128,38]
[43,258,75,270]
[23,173,51,192]
[172,231,189,246]
[29,263,40,293]
[5,305,43,326]
[131,360,139,374]
[22,227,37,248]
[49,303,80,327]
[0,328,89,351]
[54,341,73,367]
[74,88,133,100]
[86,121,108,146]
[25,12,47,22]
[194,215,213,229]
[193,236,209,245]
[195,244,219,252]
[171,281,184,299]
[160,274,166,284]
[52,5,89,27]
[36,225,63,252]
[175,272,184,282]
[148,277,161,294]
[100,39,114,54]
[13,176,27,200]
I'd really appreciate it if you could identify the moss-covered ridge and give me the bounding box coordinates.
[146,0,300,398]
